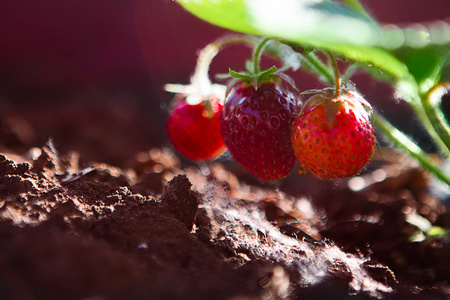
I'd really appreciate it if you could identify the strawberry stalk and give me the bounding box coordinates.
[326,51,342,97]
[251,37,272,74]
[184,34,304,103]
[398,85,450,156]
[301,51,335,86]
[164,34,260,116]
[225,38,299,91]
[342,62,360,87]
[195,35,304,88]
[420,83,450,154]
[192,34,262,96]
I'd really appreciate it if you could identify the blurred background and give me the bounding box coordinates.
[0,0,448,166]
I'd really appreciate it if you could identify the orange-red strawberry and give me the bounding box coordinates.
[291,89,376,179]
[220,80,299,181]
[167,96,226,161]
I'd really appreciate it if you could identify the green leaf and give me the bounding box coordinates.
[394,46,450,95]
[177,0,411,80]
[177,0,258,35]
[177,0,450,96]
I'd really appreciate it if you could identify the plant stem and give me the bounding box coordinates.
[326,51,341,97]
[194,34,261,88]
[342,63,360,86]
[403,91,450,157]
[252,38,272,74]
[372,111,450,186]
[302,52,335,85]
[420,83,450,155]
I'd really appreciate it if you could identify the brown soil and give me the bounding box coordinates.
[0,132,449,300]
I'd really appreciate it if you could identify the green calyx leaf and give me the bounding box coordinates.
[228,69,252,79]
[229,66,278,80]
[228,66,278,89]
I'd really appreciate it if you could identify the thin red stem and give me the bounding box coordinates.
[326,51,341,97]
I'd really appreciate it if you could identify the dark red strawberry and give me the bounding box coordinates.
[167,96,226,161]
[220,80,299,181]
[291,88,376,179]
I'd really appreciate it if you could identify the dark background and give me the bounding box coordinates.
[0,0,448,165]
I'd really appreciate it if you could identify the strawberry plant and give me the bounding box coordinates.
[166,0,450,186]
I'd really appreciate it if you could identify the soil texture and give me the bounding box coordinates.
[0,139,449,300]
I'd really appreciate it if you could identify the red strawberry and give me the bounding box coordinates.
[167,96,226,161]
[291,89,376,179]
[220,80,300,181]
